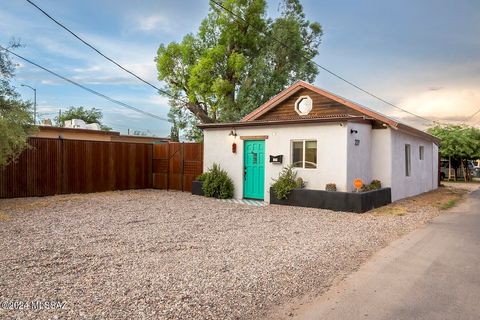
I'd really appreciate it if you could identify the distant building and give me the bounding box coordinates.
[32,126,169,144]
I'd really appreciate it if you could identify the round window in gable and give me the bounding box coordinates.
[294,95,313,116]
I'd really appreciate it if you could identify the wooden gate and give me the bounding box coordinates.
[152,142,203,192]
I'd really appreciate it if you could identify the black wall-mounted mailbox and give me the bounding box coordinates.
[269,155,283,164]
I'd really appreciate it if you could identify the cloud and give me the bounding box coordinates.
[134,14,171,32]
[397,88,480,123]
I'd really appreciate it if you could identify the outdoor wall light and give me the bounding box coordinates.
[350,129,358,134]
[229,129,237,137]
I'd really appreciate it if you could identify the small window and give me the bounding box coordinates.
[419,146,424,160]
[405,144,411,176]
[292,140,317,169]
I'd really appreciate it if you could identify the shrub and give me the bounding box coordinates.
[201,163,234,199]
[325,183,337,191]
[196,173,207,181]
[361,179,382,192]
[271,165,303,199]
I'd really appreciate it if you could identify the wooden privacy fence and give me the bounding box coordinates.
[0,138,204,198]
[152,142,203,192]
[0,138,153,198]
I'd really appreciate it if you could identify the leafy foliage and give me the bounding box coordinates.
[428,124,480,181]
[55,106,112,131]
[361,179,382,192]
[271,165,303,199]
[156,0,322,137]
[428,125,480,160]
[201,163,234,199]
[196,172,207,181]
[0,40,35,166]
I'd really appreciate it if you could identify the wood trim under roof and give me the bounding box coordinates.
[237,81,439,144]
[197,115,369,129]
[241,81,398,128]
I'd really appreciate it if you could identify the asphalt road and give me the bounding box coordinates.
[292,189,480,320]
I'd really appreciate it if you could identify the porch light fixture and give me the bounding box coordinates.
[229,129,237,137]
[350,129,358,134]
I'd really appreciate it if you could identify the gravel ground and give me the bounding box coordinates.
[0,189,462,319]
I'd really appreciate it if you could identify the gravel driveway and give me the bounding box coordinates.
[0,189,451,319]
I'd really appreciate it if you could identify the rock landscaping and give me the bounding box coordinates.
[0,187,467,319]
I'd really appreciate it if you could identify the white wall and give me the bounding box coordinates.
[371,128,392,190]
[203,123,439,203]
[389,129,438,201]
[346,122,372,191]
[203,123,348,202]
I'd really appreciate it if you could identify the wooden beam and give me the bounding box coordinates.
[240,135,269,140]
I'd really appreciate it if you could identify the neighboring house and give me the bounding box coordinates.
[198,81,440,202]
[32,126,169,144]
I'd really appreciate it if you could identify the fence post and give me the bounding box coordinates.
[167,142,170,191]
[181,142,185,192]
[60,136,64,194]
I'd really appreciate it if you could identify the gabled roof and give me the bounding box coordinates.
[198,81,439,144]
[241,80,398,126]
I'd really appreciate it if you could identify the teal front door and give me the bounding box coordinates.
[243,140,265,200]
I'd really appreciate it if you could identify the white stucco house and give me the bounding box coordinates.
[198,81,439,203]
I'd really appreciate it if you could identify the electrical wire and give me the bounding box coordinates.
[27,0,435,126]
[209,0,434,125]
[465,107,480,123]
[26,0,166,94]
[1,45,168,122]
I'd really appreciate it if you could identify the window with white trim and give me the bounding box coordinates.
[292,140,317,168]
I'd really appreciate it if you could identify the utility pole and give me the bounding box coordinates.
[21,84,37,124]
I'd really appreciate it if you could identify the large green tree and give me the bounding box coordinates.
[157,0,322,138]
[0,42,35,166]
[55,106,112,131]
[428,124,480,181]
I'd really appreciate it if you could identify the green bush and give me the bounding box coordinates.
[196,173,207,181]
[271,165,303,199]
[361,179,382,192]
[201,163,234,199]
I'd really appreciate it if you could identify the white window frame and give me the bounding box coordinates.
[291,139,317,169]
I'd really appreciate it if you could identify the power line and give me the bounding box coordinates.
[465,107,480,123]
[27,0,433,125]
[209,0,434,125]
[1,45,168,122]
[25,0,172,97]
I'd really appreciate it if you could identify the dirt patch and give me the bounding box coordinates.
[372,186,468,217]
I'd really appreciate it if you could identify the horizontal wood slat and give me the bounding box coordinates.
[256,88,363,121]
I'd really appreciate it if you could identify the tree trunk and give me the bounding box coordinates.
[461,159,466,182]
[186,102,213,123]
[448,156,452,181]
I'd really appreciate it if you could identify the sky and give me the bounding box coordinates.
[1,0,479,137]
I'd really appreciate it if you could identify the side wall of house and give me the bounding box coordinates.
[346,122,372,191]
[390,129,438,201]
[370,128,393,191]
[203,123,349,202]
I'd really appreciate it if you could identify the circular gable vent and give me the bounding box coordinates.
[294,95,313,115]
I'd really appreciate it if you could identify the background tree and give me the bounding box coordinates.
[0,41,35,166]
[55,106,112,131]
[428,124,480,181]
[156,0,322,138]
